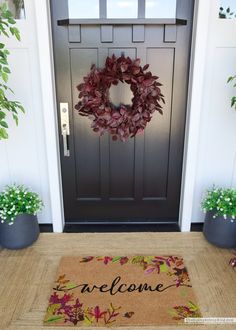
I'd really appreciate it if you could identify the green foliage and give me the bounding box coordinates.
[0,2,24,140]
[227,75,236,110]
[201,186,236,219]
[0,184,43,225]
[219,6,236,19]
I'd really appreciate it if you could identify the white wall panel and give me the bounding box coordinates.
[232,152,236,187]
[0,0,51,223]
[191,3,236,222]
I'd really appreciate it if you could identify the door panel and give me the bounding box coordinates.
[109,139,135,199]
[144,48,174,199]
[108,48,136,200]
[50,0,194,223]
[71,48,100,200]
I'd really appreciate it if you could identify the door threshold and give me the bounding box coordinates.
[39,223,203,233]
[63,223,180,233]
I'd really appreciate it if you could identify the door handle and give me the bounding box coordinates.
[60,103,70,157]
[62,124,70,157]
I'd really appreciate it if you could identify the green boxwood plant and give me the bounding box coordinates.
[0,2,24,140]
[0,185,43,225]
[201,186,236,220]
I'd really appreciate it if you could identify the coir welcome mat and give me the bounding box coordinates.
[44,255,201,327]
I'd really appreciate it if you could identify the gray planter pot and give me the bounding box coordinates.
[0,214,39,250]
[203,211,236,248]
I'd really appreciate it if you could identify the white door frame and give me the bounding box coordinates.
[34,0,65,232]
[34,0,212,232]
[179,0,212,231]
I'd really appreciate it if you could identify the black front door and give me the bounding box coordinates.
[50,0,194,224]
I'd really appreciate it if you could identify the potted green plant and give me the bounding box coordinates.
[0,184,43,249]
[201,187,236,248]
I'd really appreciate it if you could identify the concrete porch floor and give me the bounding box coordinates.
[0,232,235,329]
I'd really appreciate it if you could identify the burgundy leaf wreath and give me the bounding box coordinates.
[75,55,165,141]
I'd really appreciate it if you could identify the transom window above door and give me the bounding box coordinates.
[68,0,177,19]
[219,0,236,19]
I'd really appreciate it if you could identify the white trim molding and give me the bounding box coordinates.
[179,0,212,231]
[34,0,65,232]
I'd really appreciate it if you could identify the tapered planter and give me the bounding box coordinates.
[203,211,236,248]
[0,214,39,250]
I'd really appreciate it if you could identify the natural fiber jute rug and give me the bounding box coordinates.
[44,255,201,327]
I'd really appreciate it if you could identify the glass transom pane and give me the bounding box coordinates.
[146,0,176,19]
[219,0,236,18]
[68,0,99,19]
[107,0,138,19]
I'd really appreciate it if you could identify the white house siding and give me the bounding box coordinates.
[191,1,236,222]
[0,0,52,223]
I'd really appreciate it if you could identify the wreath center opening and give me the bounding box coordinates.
[109,81,133,108]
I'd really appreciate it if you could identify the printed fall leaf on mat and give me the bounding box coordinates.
[53,274,78,292]
[124,311,135,318]
[79,255,190,287]
[44,292,123,326]
[104,303,121,325]
[80,256,94,263]
[97,256,113,265]
[169,301,202,320]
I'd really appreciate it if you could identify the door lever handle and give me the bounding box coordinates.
[60,103,70,157]
[62,124,70,157]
